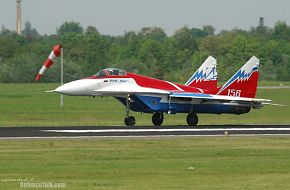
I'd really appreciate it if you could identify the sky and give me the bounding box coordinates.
[0,0,290,36]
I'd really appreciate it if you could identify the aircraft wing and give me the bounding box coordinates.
[93,84,170,96]
[170,92,271,107]
[93,83,272,106]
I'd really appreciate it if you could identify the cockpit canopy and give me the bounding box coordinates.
[94,68,127,77]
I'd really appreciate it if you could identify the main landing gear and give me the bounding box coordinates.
[123,94,198,127]
[124,94,135,126]
[152,112,164,126]
[186,113,198,126]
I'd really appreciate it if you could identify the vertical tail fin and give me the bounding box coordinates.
[217,56,259,98]
[185,56,217,90]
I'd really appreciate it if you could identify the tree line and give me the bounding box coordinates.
[0,17,290,83]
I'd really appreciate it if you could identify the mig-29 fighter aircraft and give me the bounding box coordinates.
[47,56,270,126]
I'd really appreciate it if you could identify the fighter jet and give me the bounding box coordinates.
[49,56,271,126]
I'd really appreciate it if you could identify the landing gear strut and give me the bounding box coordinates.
[186,113,198,126]
[152,112,164,126]
[124,94,135,126]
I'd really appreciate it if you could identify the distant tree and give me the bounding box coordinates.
[2,19,290,83]
[22,21,40,38]
[260,59,276,80]
[227,35,260,64]
[45,58,84,83]
[121,31,140,58]
[202,25,215,36]
[263,40,284,65]
[84,33,110,72]
[138,39,163,63]
[0,37,19,59]
[256,17,266,34]
[57,21,84,36]
[138,39,164,78]
[113,58,151,76]
[250,17,271,40]
[272,21,290,40]
[199,34,232,56]
[277,55,290,81]
[85,25,99,35]
[0,54,37,83]
[162,38,178,70]
[1,26,17,37]
[139,27,167,41]
[173,26,198,52]
[190,28,208,38]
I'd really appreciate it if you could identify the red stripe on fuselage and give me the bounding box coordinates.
[86,72,206,93]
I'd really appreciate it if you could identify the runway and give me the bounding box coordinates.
[0,125,290,139]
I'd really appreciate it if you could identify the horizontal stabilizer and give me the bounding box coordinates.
[170,92,271,105]
[262,103,289,107]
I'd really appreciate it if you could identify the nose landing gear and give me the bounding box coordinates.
[124,94,136,126]
[124,116,135,126]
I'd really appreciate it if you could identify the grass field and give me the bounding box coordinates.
[1,83,290,190]
[0,82,290,127]
[0,137,290,190]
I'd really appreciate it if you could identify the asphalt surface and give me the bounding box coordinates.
[0,125,290,139]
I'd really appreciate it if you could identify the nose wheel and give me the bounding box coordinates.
[124,94,136,126]
[152,112,164,126]
[124,116,136,126]
[186,113,198,126]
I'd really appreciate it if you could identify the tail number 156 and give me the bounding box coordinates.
[227,89,241,97]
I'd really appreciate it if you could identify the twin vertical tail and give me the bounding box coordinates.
[217,56,260,98]
[185,56,217,90]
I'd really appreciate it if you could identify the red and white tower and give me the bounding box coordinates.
[16,0,22,34]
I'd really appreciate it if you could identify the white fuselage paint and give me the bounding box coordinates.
[54,79,101,96]
[54,78,171,96]
[55,78,136,96]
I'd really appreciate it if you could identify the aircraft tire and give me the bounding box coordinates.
[152,112,164,126]
[186,113,198,126]
[124,116,135,126]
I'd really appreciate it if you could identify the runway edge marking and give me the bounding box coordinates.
[41,128,290,133]
[1,134,290,140]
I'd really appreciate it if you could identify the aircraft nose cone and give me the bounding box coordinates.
[54,84,72,95]
[53,80,85,95]
[52,79,99,96]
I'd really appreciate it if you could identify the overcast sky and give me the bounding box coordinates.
[1,0,290,36]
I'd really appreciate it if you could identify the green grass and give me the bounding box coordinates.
[0,83,290,127]
[0,137,290,190]
[1,83,290,189]
[218,81,290,86]
[258,81,290,86]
